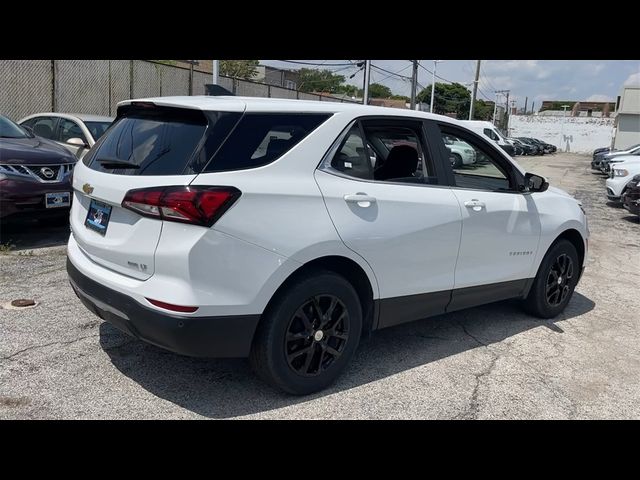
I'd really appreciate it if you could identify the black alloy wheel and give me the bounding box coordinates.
[285,295,349,377]
[249,270,362,394]
[545,253,574,306]
[522,239,580,319]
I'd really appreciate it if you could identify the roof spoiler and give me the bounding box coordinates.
[205,84,234,96]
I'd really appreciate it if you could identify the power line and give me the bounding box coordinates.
[480,63,498,92]
[417,62,457,84]
[370,62,413,80]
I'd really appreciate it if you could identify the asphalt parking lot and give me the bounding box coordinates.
[1,152,639,419]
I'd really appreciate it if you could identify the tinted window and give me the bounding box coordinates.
[363,120,435,184]
[87,108,208,175]
[31,117,56,139]
[204,113,330,172]
[84,121,112,141]
[58,118,87,144]
[331,124,372,180]
[440,127,513,191]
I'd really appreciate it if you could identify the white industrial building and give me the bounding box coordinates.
[613,84,640,149]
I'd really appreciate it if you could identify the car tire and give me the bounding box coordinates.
[523,239,580,319]
[249,270,362,395]
[451,153,463,169]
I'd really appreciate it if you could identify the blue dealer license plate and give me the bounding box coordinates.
[84,199,112,236]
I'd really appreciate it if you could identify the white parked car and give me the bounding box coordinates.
[18,113,113,158]
[66,96,589,394]
[606,158,640,201]
[443,134,476,167]
[460,120,515,156]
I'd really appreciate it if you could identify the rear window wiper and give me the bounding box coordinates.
[96,158,140,169]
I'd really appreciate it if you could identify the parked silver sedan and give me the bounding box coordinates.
[18,113,113,158]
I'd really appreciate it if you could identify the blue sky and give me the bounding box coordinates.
[261,60,640,110]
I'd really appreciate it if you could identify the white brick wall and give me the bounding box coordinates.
[508,115,615,154]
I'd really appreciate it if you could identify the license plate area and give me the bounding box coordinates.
[84,199,112,236]
[45,192,70,208]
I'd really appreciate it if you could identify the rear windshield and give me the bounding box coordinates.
[85,108,330,175]
[203,113,331,172]
[86,108,213,175]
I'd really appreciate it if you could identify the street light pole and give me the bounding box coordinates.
[430,60,441,113]
[212,60,219,85]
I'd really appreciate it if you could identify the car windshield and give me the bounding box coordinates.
[84,121,112,141]
[0,115,30,139]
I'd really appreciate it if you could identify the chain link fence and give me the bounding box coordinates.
[0,60,53,120]
[0,60,359,121]
[55,60,110,115]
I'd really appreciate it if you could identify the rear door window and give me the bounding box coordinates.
[203,113,331,172]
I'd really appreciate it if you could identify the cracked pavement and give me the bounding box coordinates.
[1,153,639,419]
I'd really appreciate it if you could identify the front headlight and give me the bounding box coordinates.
[614,169,629,177]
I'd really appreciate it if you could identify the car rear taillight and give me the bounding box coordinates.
[122,186,241,227]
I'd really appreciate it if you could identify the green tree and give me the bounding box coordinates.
[368,83,393,98]
[417,82,471,118]
[297,68,346,93]
[472,99,494,120]
[335,84,360,97]
[220,60,259,80]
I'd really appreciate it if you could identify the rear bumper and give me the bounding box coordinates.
[67,258,260,358]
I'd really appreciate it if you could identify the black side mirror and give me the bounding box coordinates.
[524,172,549,192]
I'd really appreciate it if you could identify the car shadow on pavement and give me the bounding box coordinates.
[0,218,69,250]
[99,292,595,418]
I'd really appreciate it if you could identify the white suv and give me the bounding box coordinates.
[67,96,589,394]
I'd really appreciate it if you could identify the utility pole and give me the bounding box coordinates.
[492,92,500,125]
[493,89,510,126]
[505,91,510,126]
[510,100,516,114]
[410,60,418,110]
[524,96,528,115]
[430,60,442,113]
[469,59,481,120]
[363,60,371,105]
[531,101,535,114]
[212,60,219,85]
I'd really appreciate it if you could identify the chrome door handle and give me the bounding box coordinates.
[344,194,377,206]
[464,199,485,211]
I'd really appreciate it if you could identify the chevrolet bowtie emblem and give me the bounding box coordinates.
[82,183,94,195]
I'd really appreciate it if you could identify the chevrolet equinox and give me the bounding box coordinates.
[67,96,589,394]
